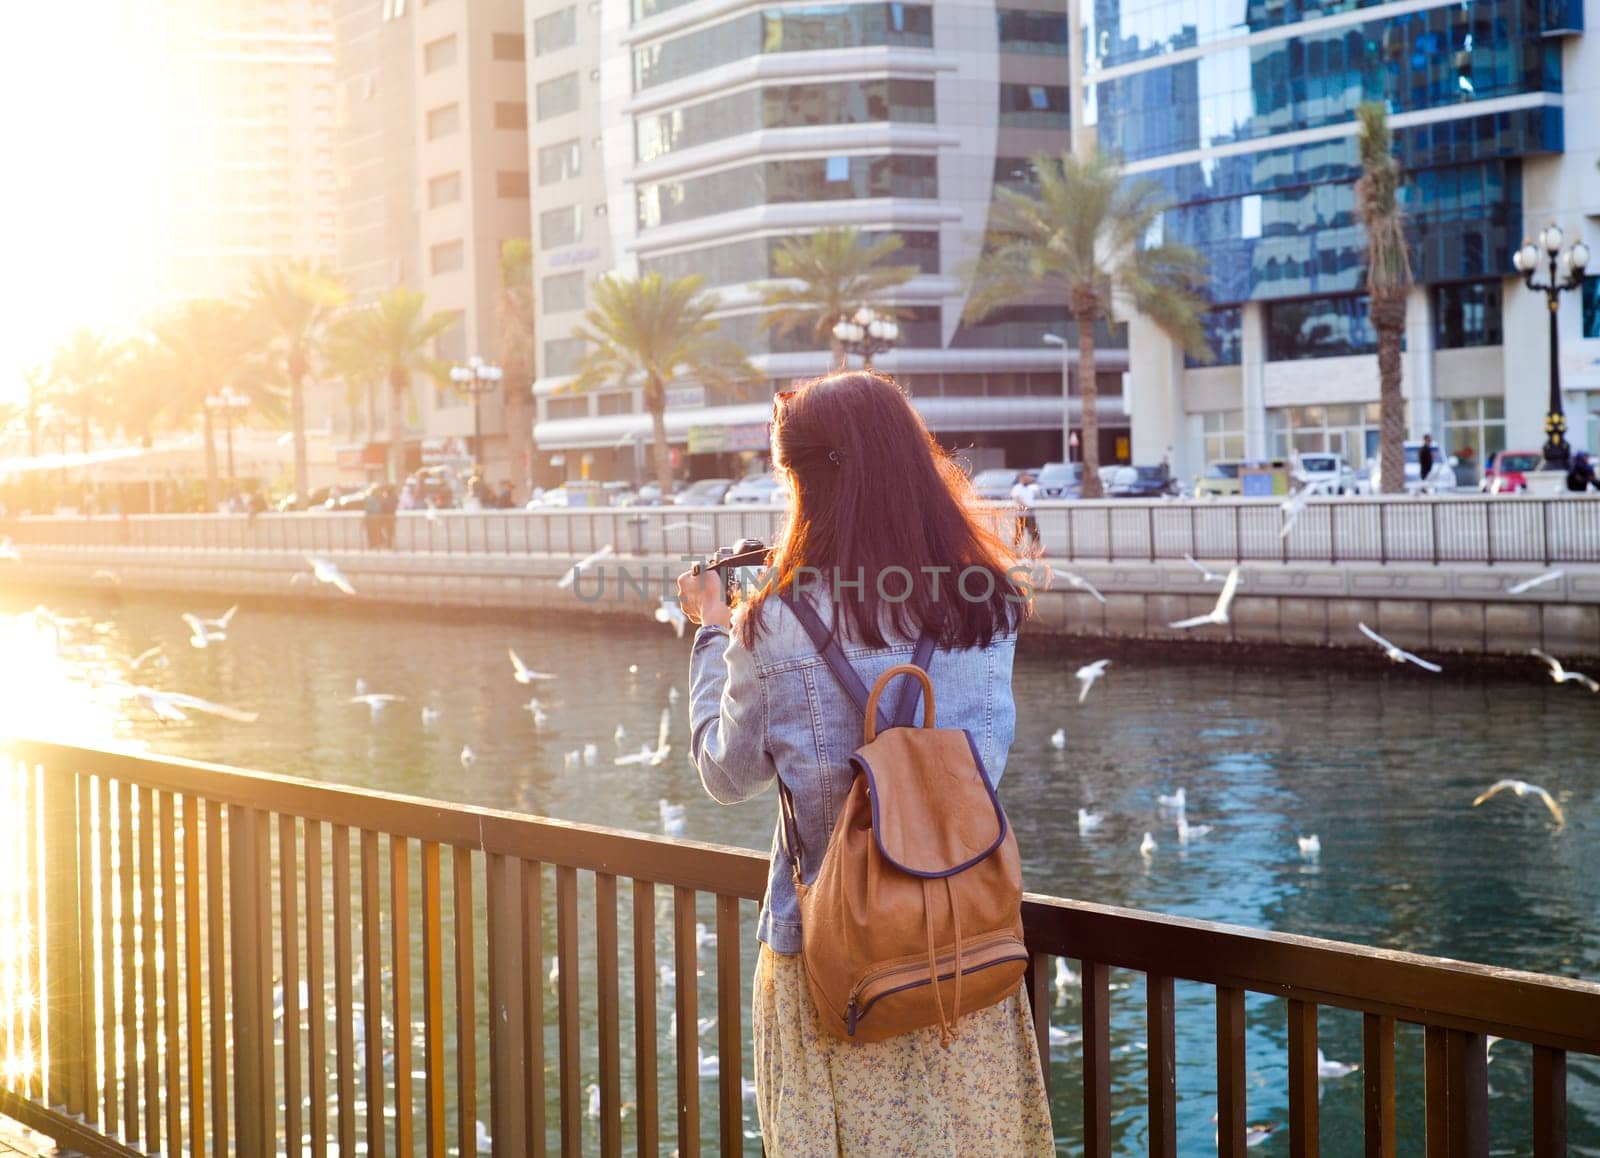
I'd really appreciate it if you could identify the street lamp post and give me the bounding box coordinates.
[832,306,900,369]
[204,386,251,497]
[1042,332,1073,462]
[1512,224,1590,471]
[449,355,504,464]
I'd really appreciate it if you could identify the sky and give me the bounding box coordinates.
[0,5,174,404]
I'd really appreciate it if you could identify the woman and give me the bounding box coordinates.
[678,371,1052,1156]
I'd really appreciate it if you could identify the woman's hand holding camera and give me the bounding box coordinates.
[677,566,731,630]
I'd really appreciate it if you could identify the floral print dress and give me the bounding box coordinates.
[752,945,1056,1156]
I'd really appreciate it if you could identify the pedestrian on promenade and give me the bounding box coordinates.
[678,370,1052,1156]
[1419,434,1436,486]
[1011,469,1042,553]
[1566,450,1598,492]
[362,486,383,548]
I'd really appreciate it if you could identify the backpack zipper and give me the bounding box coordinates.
[843,932,1028,1035]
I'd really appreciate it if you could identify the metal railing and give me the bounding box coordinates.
[7,493,1600,567]
[2,739,1598,1156]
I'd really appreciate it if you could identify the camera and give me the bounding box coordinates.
[696,538,770,605]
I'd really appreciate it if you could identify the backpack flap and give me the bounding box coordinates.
[853,727,1007,878]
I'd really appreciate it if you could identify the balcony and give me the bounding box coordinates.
[0,739,1596,1155]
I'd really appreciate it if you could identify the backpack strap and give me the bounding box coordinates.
[776,595,936,878]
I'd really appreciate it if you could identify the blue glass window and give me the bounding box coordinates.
[640,231,940,288]
[1187,306,1242,366]
[1434,281,1503,348]
[637,155,938,229]
[998,83,1070,128]
[1583,276,1600,340]
[997,9,1069,54]
[1266,294,1377,360]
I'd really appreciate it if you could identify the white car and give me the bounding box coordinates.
[1295,453,1359,495]
[1366,442,1457,493]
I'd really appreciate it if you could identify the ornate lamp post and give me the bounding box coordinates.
[832,306,900,369]
[204,386,251,495]
[1512,224,1590,470]
[449,355,504,463]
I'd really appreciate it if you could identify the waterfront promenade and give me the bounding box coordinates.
[7,494,1600,661]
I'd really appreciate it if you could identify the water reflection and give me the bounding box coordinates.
[1,592,1596,1150]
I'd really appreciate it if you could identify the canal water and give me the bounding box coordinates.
[2,591,1596,1154]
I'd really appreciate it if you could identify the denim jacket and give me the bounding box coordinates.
[688,595,1018,955]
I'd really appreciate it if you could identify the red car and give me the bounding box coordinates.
[1480,450,1542,494]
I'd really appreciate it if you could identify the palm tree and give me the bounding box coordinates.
[965,148,1211,498]
[330,287,455,483]
[242,259,350,502]
[569,273,758,499]
[107,336,170,449]
[149,299,256,509]
[758,227,919,365]
[49,328,123,454]
[1355,103,1412,495]
[498,240,536,497]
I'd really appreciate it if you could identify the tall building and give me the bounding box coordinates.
[156,3,340,303]
[327,0,532,487]
[1093,0,1600,482]
[527,0,1119,486]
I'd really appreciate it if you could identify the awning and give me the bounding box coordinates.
[533,395,1127,452]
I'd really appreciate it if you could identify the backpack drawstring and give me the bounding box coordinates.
[922,877,965,1049]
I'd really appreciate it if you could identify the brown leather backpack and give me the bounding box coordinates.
[780,599,1028,1046]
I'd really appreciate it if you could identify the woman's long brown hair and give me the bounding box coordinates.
[738,370,1030,649]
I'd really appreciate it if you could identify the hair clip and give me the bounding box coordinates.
[827,449,845,465]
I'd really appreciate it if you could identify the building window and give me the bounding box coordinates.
[1584,276,1600,339]
[538,139,582,185]
[597,391,633,416]
[427,172,462,208]
[639,229,940,289]
[1201,411,1245,464]
[534,6,577,55]
[539,205,583,248]
[430,239,465,275]
[1435,281,1503,348]
[494,101,528,130]
[434,310,467,365]
[1266,295,1378,360]
[1188,306,1242,367]
[637,154,937,230]
[497,170,530,199]
[996,9,1068,54]
[423,34,457,73]
[536,74,579,120]
[997,83,1070,128]
[543,337,586,376]
[426,103,460,140]
[546,395,590,420]
[1441,397,1506,474]
[492,33,526,61]
[543,271,586,314]
[1268,404,1382,468]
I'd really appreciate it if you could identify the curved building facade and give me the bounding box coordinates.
[527,0,1129,483]
[1097,0,1600,480]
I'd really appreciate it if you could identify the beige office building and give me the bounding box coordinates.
[327,0,533,490]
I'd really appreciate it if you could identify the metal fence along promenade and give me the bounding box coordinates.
[1,740,1597,1156]
[8,494,1600,567]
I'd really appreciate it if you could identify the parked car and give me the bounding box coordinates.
[1367,441,1457,493]
[1194,460,1245,497]
[625,480,684,507]
[528,486,569,508]
[972,468,1033,502]
[724,472,788,504]
[675,478,735,506]
[1034,462,1084,500]
[1195,458,1292,497]
[1480,450,1543,494]
[1107,464,1179,498]
[1294,453,1359,495]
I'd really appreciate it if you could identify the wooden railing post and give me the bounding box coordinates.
[40,766,84,1116]
[228,804,271,1156]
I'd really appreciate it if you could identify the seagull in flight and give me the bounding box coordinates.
[1183,554,1225,583]
[0,537,18,562]
[1075,659,1110,703]
[180,613,227,649]
[1472,779,1566,827]
[305,555,356,595]
[654,600,688,639]
[129,644,166,672]
[1316,1049,1359,1079]
[616,710,672,766]
[1530,649,1598,692]
[108,682,259,724]
[508,648,556,684]
[1357,623,1441,672]
[1507,569,1564,596]
[1077,808,1104,835]
[1279,484,1318,538]
[1061,571,1106,604]
[1168,567,1240,630]
[557,544,615,590]
[200,604,239,632]
[350,693,405,720]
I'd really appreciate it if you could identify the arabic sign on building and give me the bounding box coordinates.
[687,423,770,454]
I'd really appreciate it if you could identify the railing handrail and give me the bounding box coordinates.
[11,737,1599,1057]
